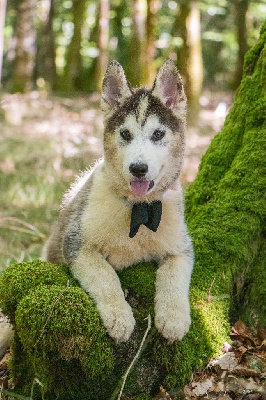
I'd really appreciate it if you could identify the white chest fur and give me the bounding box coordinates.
[80,168,188,270]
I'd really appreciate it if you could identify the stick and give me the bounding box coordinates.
[117,314,151,400]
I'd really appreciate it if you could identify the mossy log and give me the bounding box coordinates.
[0,24,265,400]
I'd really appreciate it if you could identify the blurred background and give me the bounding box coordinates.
[0,0,265,268]
[1,0,265,96]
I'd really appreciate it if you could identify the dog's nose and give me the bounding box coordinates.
[129,163,148,177]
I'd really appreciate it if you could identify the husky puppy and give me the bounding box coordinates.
[43,60,193,343]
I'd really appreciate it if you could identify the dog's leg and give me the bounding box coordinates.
[71,250,135,342]
[155,250,193,342]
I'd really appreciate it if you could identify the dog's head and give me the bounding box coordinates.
[101,60,187,201]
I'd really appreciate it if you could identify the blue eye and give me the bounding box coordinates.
[120,129,132,142]
[151,129,165,142]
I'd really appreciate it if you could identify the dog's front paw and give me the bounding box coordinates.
[98,301,135,343]
[155,303,191,342]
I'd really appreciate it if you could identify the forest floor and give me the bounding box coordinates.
[2,90,264,400]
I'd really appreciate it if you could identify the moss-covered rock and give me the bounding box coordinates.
[0,260,78,323]
[0,22,265,400]
[0,259,230,399]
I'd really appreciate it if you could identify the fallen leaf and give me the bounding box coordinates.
[191,378,212,396]
[231,366,259,378]
[215,352,238,371]
[230,321,256,346]
[257,328,266,344]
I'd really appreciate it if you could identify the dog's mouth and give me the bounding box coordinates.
[130,180,154,197]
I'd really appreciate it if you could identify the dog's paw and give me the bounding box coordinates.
[155,304,191,342]
[98,301,135,343]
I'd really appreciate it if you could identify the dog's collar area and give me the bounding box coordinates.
[129,200,162,238]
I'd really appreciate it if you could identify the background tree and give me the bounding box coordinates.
[143,0,159,85]
[2,0,265,93]
[176,1,203,110]
[36,0,57,90]
[11,0,37,93]
[0,0,7,86]
[63,0,87,91]
[233,0,249,89]
[128,0,147,86]
[94,0,110,91]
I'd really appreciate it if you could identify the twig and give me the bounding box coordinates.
[30,378,44,400]
[34,281,70,347]
[0,217,46,239]
[117,314,151,400]
[207,277,216,304]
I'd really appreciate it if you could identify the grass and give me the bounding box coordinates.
[0,132,69,269]
[0,93,103,271]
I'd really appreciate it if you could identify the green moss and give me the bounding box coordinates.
[6,281,114,400]
[185,21,266,332]
[0,260,78,323]
[118,262,156,319]
[16,285,113,377]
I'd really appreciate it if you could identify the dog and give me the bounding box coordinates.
[43,60,194,343]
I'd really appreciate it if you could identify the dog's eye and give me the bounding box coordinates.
[120,129,132,142]
[151,129,165,142]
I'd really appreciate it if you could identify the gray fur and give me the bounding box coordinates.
[44,170,94,265]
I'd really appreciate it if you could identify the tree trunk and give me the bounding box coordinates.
[185,22,265,328]
[233,0,249,89]
[94,0,109,91]
[0,0,7,86]
[177,1,203,110]
[144,0,159,85]
[11,0,37,93]
[63,0,87,91]
[37,0,57,89]
[1,23,265,400]
[128,0,147,86]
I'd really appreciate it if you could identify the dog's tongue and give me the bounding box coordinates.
[131,181,150,197]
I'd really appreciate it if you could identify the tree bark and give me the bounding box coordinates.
[144,0,158,85]
[128,0,147,86]
[0,0,7,86]
[12,0,37,93]
[177,1,203,110]
[63,0,87,91]
[37,0,56,89]
[233,0,249,89]
[94,0,109,91]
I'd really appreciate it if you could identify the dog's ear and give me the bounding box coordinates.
[101,60,132,118]
[151,60,186,116]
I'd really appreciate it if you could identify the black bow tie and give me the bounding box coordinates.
[129,201,162,238]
